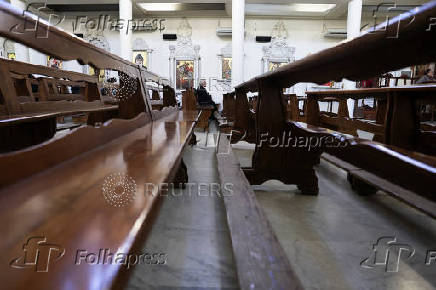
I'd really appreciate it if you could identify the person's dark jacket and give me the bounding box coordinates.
[196,86,214,105]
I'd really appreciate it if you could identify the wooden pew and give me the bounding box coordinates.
[0,3,197,289]
[305,86,436,155]
[214,5,436,287]
[182,88,213,132]
[222,92,235,122]
[162,85,177,108]
[232,1,436,203]
[0,113,197,289]
[0,58,121,152]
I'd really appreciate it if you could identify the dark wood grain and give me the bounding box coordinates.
[0,118,196,290]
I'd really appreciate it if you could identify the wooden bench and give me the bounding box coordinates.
[182,88,214,132]
[305,86,436,155]
[232,1,436,201]
[0,3,198,289]
[214,5,436,287]
[148,85,177,111]
[0,58,122,152]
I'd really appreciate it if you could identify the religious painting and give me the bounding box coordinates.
[88,66,106,82]
[133,51,147,68]
[7,53,16,60]
[176,60,194,90]
[47,56,62,69]
[268,61,287,72]
[222,57,232,80]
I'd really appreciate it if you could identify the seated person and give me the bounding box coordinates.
[196,80,222,120]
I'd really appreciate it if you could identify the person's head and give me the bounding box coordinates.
[135,54,144,66]
[425,69,434,77]
[200,80,206,87]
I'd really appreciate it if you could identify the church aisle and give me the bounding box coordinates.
[126,142,239,290]
[253,158,436,290]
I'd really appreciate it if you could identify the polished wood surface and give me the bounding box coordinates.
[0,113,150,188]
[152,109,199,123]
[306,85,436,97]
[182,89,197,112]
[0,102,118,127]
[0,118,195,290]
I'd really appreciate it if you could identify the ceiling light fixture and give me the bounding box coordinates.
[138,3,181,12]
[291,4,336,13]
[245,3,336,15]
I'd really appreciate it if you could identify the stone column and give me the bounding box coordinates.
[344,0,362,116]
[10,0,30,62]
[119,0,133,61]
[231,0,245,88]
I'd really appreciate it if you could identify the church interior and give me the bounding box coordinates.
[1,0,436,289]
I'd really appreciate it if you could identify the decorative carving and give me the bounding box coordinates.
[218,43,232,58]
[169,18,201,91]
[210,78,232,92]
[84,31,110,52]
[3,39,15,54]
[1,39,15,59]
[133,38,149,51]
[262,21,295,73]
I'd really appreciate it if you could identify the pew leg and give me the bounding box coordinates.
[297,168,319,195]
[189,133,198,146]
[347,173,377,195]
[173,159,188,189]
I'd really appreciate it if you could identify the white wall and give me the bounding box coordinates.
[22,16,345,104]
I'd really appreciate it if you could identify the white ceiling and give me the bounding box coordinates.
[31,0,430,19]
